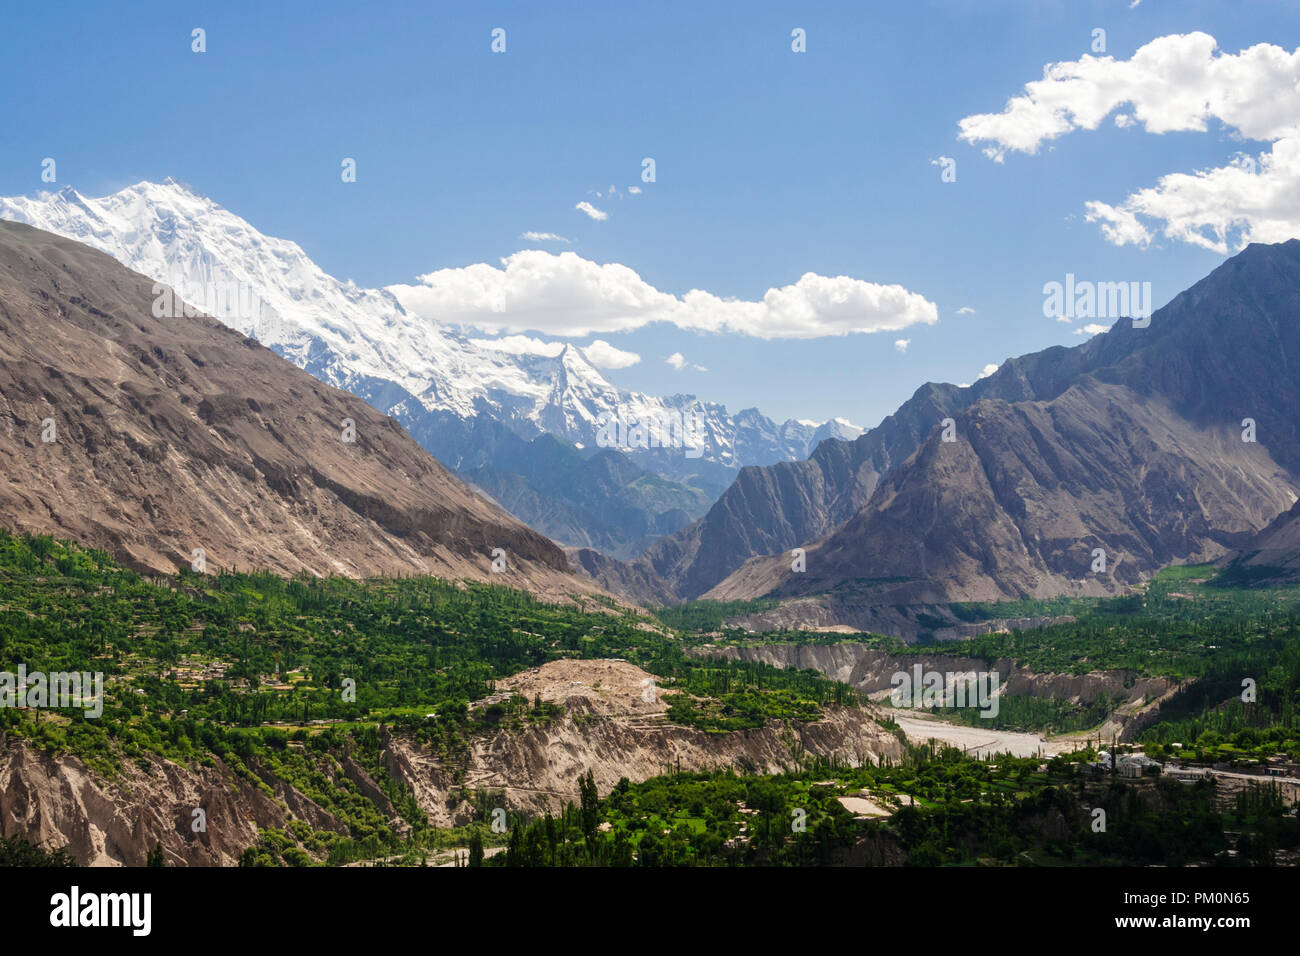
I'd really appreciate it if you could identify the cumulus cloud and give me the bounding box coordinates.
[521,231,569,243]
[388,250,938,339]
[628,185,642,194]
[1074,323,1110,336]
[575,201,608,221]
[959,33,1300,161]
[958,33,1300,253]
[1086,141,1300,253]
[977,362,999,380]
[894,338,910,352]
[582,339,641,369]
[666,352,706,372]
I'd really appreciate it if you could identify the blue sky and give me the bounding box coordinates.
[3,1,1298,428]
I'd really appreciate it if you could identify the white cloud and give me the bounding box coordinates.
[575,201,608,221]
[955,306,976,316]
[1074,323,1110,336]
[521,231,570,243]
[894,338,910,352]
[665,352,706,372]
[468,334,563,357]
[446,333,642,370]
[389,250,938,339]
[1084,200,1153,247]
[959,33,1300,162]
[959,34,1300,252]
[977,362,999,380]
[582,339,641,369]
[1087,140,1300,253]
[628,185,642,195]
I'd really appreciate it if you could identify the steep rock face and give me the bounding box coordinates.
[0,736,349,867]
[0,220,594,595]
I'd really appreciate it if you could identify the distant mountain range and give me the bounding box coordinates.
[0,181,861,558]
[585,240,1300,633]
[0,219,599,598]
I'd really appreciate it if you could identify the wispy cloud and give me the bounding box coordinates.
[575,201,608,221]
[469,334,563,357]
[521,231,570,243]
[466,333,640,369]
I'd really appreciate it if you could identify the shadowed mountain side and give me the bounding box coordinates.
[1221,497,1300,583]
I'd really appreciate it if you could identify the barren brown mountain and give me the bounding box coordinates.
[586,240,1300,629]
[0,220,599,597]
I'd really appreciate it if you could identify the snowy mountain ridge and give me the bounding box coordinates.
[0,181,862,475]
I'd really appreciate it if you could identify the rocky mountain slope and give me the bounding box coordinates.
[1221,497,1300,582]
[591,241,1300,620]
[0,219,594,594]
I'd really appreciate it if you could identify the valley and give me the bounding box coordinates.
[9,4,1300,941]
[0,523,1297,868]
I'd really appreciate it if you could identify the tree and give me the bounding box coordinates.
[468,831,484,867]
[146,843,165,867]
[579,770,600,841]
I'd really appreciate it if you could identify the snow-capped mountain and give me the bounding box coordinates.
[0,181,860,484]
